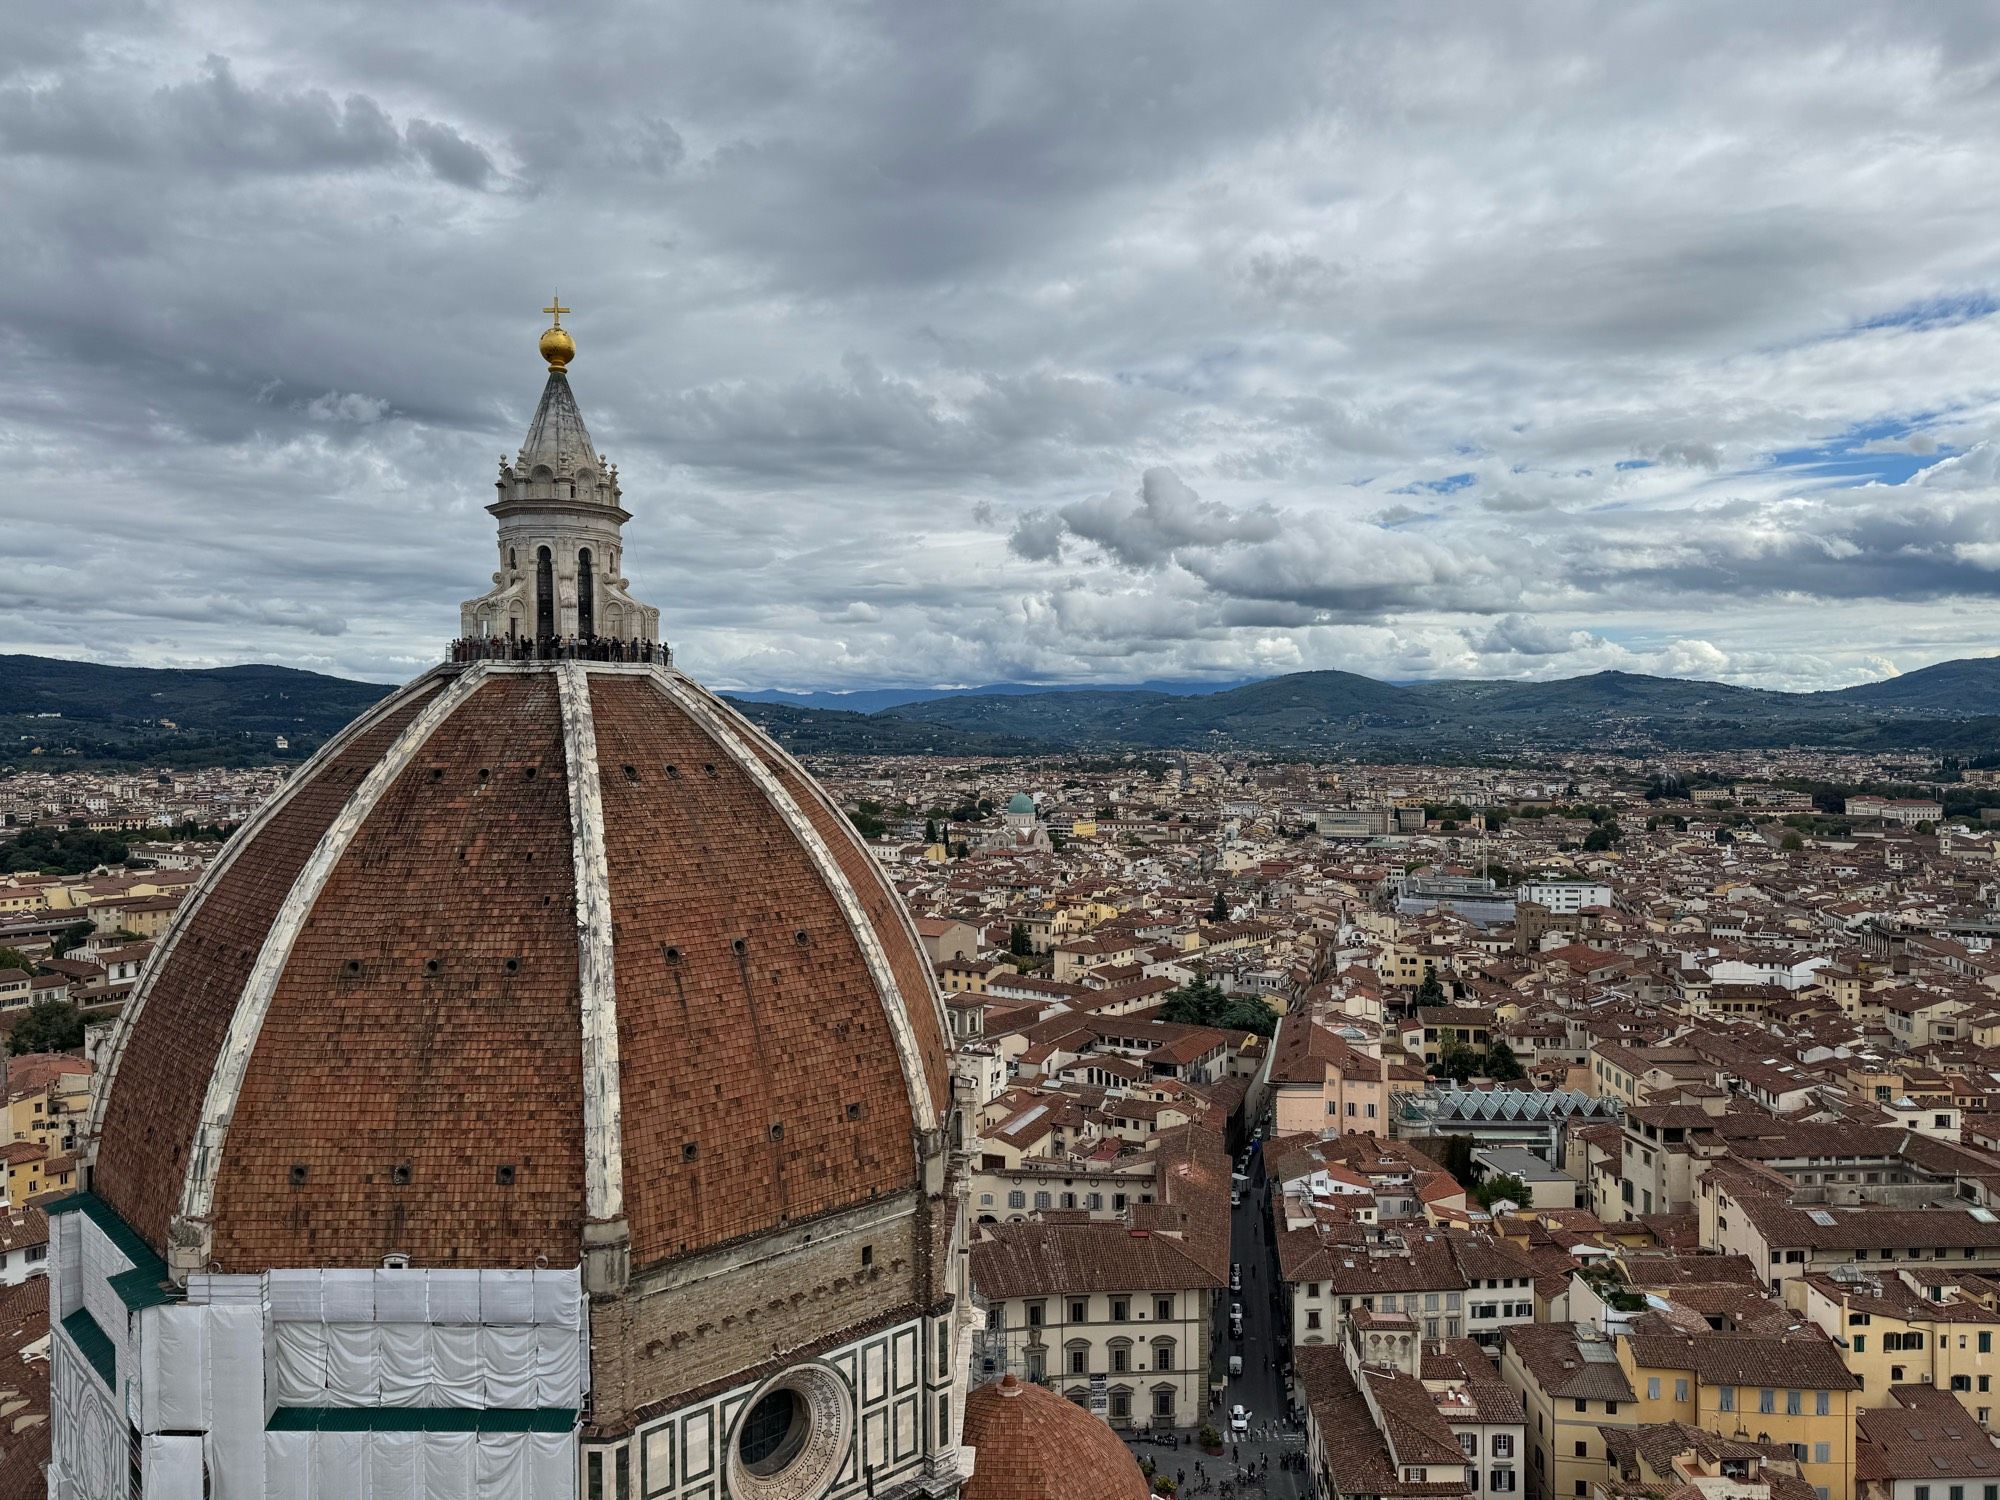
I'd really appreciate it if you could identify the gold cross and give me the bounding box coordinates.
[542,293,571,328]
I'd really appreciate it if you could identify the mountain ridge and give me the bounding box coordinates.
[4,652,1999,765]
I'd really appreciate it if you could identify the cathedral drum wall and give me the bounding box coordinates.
[584,1307,966,1500]
[585,1195,924,1428]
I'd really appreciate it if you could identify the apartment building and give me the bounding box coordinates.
[1501,1322,1636,1500]
[1797,1269,2000,1421]
[1620,1323,1858,1500]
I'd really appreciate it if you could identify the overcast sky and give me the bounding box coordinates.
[7,3,2000,692]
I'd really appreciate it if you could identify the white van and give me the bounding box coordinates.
[1230,1262,1242,1292]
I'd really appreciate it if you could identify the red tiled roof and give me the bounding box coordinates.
[960,1375,1149,1500]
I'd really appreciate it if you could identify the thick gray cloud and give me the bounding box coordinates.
[7,2,2000,692]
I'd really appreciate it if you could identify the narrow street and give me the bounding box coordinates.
[1127,1137,1313,1498]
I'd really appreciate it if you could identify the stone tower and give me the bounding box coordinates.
[459,297,663,647]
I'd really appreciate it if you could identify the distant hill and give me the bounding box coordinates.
[880,661,2000,755]
[1829,656,2000,713]
[0,654,1043,766]
[729,676,1259,714]
[6,651,2000,767]
[0,655,393,768]
[721,698,1044,757]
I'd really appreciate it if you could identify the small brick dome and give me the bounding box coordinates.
[87,660,953,1277]
[961,1375,1153,1500]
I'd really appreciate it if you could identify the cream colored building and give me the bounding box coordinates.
[1796,1269,2000,1425]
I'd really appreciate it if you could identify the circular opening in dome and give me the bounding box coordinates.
[739,1388,810,1478]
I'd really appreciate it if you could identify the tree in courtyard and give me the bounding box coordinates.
[1474,1172,1530,1211]
[0,948,33,976]
[51,922,93,959]
[10,999,83,1056]
[1158,978,1279,1039]
[1435,1134,1479,1189]
[924,817,940,845]
[1210,891,1229,922]
[1415,963,1446,1007]
[1437,1040,1483,1084]
[1484,1039,1527,1082]
[1008,921,1032,957]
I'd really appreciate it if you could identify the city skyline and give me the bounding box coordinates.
[8,4,2000,691]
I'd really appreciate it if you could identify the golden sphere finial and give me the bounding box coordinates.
[540,293,575,372]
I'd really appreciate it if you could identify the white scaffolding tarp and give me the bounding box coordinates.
[273,1322,327,1406]
[141,1434,205,1500]
[264,1431,575,1500]
[207,1305,267,1500]
[276,1322,583,1410]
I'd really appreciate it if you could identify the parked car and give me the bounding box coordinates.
[1228,1355,1244,1377]
[1230,1404,1250,1434]
[1230,1188,1242,1207]
[1230,1262,1242,1292]
[1229,1312,1244,1339]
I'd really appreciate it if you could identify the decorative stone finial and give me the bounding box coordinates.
[540,293,575,372]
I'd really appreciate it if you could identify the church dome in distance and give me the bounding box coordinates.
[1006,792,1035,815]
[961,1375,1151,1500]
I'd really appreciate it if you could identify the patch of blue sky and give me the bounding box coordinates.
[1761,291,1997,361]
[1769,415,1951,487]
[1852,291,1999,334]
[1391,471,1475,495]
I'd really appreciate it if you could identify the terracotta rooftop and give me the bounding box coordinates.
[960,1375,1149,1500]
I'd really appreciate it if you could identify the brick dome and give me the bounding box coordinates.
[961,1376,1152,1500]
[86,659,953,1278]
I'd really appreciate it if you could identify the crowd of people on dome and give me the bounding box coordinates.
[447,634,668,664]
